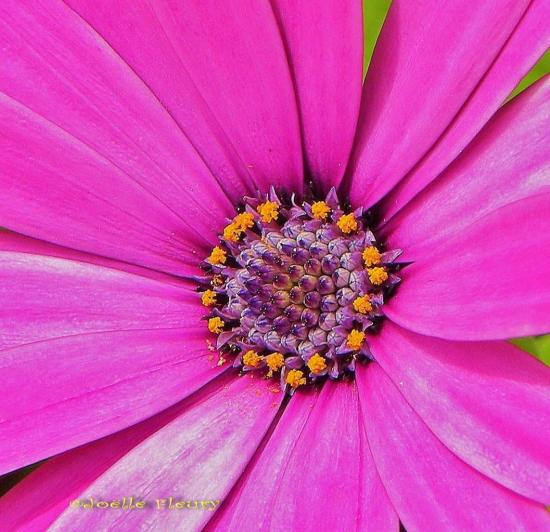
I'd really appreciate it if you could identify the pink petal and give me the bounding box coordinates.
[0,245,223,473]
[0,2,239,275]
[208,382,398,531]
[0,387,206,531]
[384,77,550,258]
[358,364,550,531]
[49,376,283,531]
[65,0,303,195]
[370,321,550,504]
[347,0,538,208]
[271,0,363,192]
[381,0,550,219]
[385,193,550,340]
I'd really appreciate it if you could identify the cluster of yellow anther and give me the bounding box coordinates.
[243,350,262,368]
[265,352,285,377]
[311,201,331,221]
[208,246,227,265]
[307,353,327,374]
[223,212,255,243]
[257,201,279,223]
[336,213,358,234]
[347,329,365,350]
[353,294,373,314]
[208,316,224,334]
[362,246,381,267]
[367,267,389,285]
[286,369,306,389]
[201,289,217,307]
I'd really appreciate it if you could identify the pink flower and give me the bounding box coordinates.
[0,1,549,530]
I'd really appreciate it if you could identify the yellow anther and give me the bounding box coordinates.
[311,201,331,221]
[211,274,224,287]
[307,353,327,374]
[243,350,262,368]
[265,352,285,372]
[367,267,388,286]
[347,329,365,350]
[208,246,227,265]
[223,223,243,242]
[257,201,279,223]
[362,246,382,267]
[286,369,306,389]
[207,316,224,334]
[233,212,255,231]
[201,289,217,307]
[353,295,373,314]
[336,213,358,234]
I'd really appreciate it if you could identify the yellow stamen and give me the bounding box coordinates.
[362,246,382,267]
[208,246,227,265]
[223,223,243,242]
[265,352,285,372]
[367,267,388,285]
[207,317,224,334]
[243,350,262,368]
[353,295,373,314]
[233,212,255,231]
[286,369,306,389]
[307,353,327,374]
[211,274,224,287]
[257,201,279,223]
[201,289,217,307]
[311,201,331,221]
[347,329,365,350]
[336,213,358,234]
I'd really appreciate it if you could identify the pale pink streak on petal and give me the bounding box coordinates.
[347,0,534,208]
[0,247,224,473]
[385,193,550,340]
[358,364,550,531]
[66,0,303,195]
[370,322,550,504]
[49,376,284,532]
[0,379,231,532]
[271,0,363,192]
[0,2,234,275]
[384,77,550,258]
[0,329,224,476]
[0,243,196,350]
[381,0,550,219]
[208,382,398,531]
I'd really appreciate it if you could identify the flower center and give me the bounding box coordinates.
[197,187,401,393]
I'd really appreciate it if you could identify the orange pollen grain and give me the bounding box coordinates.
[347,329,365,350]
[286,369,306,389]
[336,213,358,234]
[353,295,373,314]
[243,350,262,367]
[311,201,331,220]
[367,267,388,285]
[207,317,224,334]
[307,353,327,374]
[257,201,279,223]
[362,246,382,267]
[201,289,217,307]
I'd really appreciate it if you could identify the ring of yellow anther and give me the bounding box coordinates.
[362,245,382,267]
[311,201,331,220]
[347,329,365,350]
[307,353,327,374]
[208,316,224,334]
[243,350,262,368]
[336,213,358,234]
[352,294,373,314]
[257,201,279,223]
[234,212,255,231]
[367,267,389,286]
[208,246,227,265]
[201,289,217,307]
[223,223,242,243]
[286,369,306,389]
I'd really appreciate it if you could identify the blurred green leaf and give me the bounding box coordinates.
[513,336,550,366]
